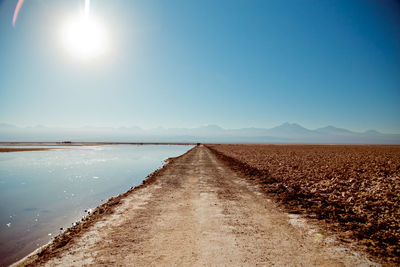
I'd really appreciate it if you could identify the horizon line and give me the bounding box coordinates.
[1,122,400,135]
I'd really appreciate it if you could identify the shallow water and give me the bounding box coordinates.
[0,145,192,266]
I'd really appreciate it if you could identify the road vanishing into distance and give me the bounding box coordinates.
[16,145,376,266]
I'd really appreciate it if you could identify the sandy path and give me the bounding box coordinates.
[16,145,377,266]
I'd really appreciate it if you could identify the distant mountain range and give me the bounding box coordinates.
[0,122,399,144]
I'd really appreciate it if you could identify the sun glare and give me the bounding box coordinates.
[62,15,107,60]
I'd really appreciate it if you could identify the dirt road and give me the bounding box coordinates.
[16,145,377,266]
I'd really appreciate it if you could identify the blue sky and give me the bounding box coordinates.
[0,0,399,133]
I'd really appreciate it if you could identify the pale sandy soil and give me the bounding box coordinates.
[0,148,55,152]
[14,145,379,266]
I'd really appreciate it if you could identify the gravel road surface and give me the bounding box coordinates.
[15,145,377,266]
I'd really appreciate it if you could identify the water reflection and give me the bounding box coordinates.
[0,145,192,266]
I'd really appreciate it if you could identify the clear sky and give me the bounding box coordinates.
[0,0,399,133]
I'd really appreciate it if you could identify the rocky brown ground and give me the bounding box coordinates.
[14,145,377,266]
[207,144,400,264]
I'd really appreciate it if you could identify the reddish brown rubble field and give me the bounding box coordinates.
[206,144,400,264]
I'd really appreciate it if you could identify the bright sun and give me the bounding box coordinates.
[62,15,107,60]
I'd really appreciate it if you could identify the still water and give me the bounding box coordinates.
[0,145,192,266]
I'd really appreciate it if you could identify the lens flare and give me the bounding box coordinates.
[12,0,25,27]
[85,0,90,17]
